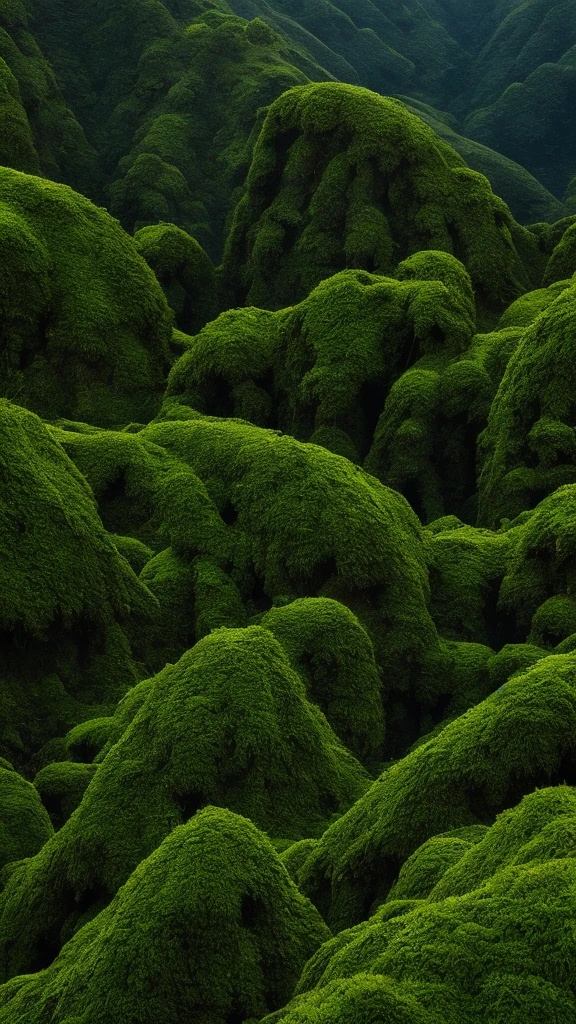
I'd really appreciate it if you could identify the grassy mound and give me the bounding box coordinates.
[0,167,172,425]
[0,626,366,978]
[222,81,538,313]
[0,807,330,1024]
[0,402,155,763]
[293,652,576,930]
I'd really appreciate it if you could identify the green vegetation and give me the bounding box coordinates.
[222,82,538,313]
[0,402,155,764]
[0,167,172,425]
[0,762,53,870]
[0,807,330,1023]
[263,787,576,1023]
[0,627,365,976]
[2,2,576,1020]
[479,284,576,526]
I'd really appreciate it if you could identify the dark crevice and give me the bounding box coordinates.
[357,379,387,461]
[174,790,205,824]
[401,480,426,523]
[220,500,238,526]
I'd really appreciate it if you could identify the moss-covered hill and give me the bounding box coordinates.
[3,2,576,1023]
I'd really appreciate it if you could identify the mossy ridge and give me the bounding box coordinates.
[0,402,155,764]
[261,597,383,760]
[105,9,317,257]
[496,486,576,646]
[398,95,567,225]
[142,415,447,747]
[167,253,476,468]
[226,0,467,108]
[478,284,576,527]
[33,762,97,831]
[0,167,172,426]
[464,0,576,197]
[47,424,247,668]
[221,81,538,315]
[0,626,366,978]
[424,519,513,647]
[134,222,218,334]
[364,318,524,524]
[266,787,576,1024]
[0,0,97,193]
[0,763,53,871]
[0,807,330,1024]
[294,652,576,931]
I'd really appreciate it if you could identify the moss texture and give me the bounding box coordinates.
[134,222,218,333]
[261,598,383,760]
[0,168,172,425]
[479,283,576,527]
[264,787,576,1023]
[0,762,53,871]
[222,82,538,314]
[0,807,330,1023]
[0,401,155,763]
[0,626,366,977]
[294,652,576,931]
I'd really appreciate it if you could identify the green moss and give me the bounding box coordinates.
[0,0,97,193]
[479,284,576,527]
[268,787,576,1023]
[0,57,39,173]
[0,401,156,763]
[425,520,510,645]
[134,221,217,333]
[0,807,330,1023]
[0,167,172,425]
[497,487,576,631]
[296,652,576,930]
[0,626,366,976]
[487,643,548,689]
[544,222,576,284]
[167,254,477,490]
[0,763,53,871]
[387,827,488,901]
[104,9,312,256]
[33,762,97,830]
[222,82,538,314]
[110,535,154,574]
[141,415,444,748]
[261,597,383,760]
[498,280,573,328]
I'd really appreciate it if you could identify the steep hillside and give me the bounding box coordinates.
[2,3,576,1023]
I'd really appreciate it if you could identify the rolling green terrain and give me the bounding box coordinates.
[2,0,576,1021]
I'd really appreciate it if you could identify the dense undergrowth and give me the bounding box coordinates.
[2,0,576,1022]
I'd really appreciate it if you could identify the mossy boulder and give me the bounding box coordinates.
[141,415,445,747]
[166,254,476,468]
[294,652,576,931]
[544,222,576,284]
[268,794,576,1024]
[134,221,217,333]
[266,789,576,1023]
[0,807,331,1023]
[424,519,512,647]
[0,401,156,763]
[0,763,53,871]
[0,626,366,977]
[496,487,576,637]
[0,167,172,425]
[479,283,576,526]
[222,82,538,314]
[33,762,97,831]
[261,598,383,760]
